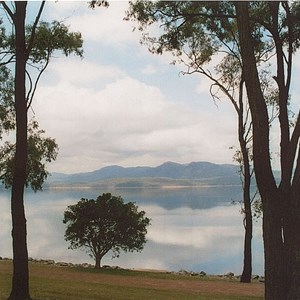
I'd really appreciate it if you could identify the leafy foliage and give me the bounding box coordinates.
[0,120,58,191]
[0,66,15,137]
[0,3,83,299]
[25,20,83,107]
[0,13,84,192]
[28,21,83,63]
[0,16,83,109]
[63,193,151,268]
[126,1,300,287]
[89,1,109,9]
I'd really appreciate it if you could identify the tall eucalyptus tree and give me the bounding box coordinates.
[126,1,300,298]
[0,2,83,299]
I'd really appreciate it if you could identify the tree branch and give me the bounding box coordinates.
[25,1,46,59]
[282,1,293,93]
[289,112,300,173]
[0,1,15,22]
[26,54,50,110]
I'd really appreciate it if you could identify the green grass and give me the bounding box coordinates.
[0,261,264,300]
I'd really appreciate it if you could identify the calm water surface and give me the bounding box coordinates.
[0,186,264,275]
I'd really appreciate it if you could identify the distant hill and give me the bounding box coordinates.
[45,161,242,188]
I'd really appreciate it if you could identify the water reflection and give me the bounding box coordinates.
[0,187,264,275]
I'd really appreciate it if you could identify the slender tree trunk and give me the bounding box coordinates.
[286,185,300,299]
[95,254,103,269]
[240,211,252,283]
[235,2,289,299]
[8,2,31,300]
[238,79,253,283]
[240,179,252,283]
[262,195,287,299]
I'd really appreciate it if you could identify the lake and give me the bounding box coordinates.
[0,186,264,275]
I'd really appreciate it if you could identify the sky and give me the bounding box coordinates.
[23,0,241,174]
[5,0,296,174]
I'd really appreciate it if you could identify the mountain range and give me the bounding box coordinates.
[46,161,242,188]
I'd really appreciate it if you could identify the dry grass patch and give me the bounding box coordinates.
[0,260,264,300]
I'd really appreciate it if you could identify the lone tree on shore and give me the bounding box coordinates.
[63,193,151,268]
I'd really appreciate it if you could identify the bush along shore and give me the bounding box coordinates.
[0,256,265,282]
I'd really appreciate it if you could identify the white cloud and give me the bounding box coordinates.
[196,76,213,96]
[141,64,157,75]
[45,58,126,87]
[23,1,240,174]
[34,61,237,173]
[46,1,141,46]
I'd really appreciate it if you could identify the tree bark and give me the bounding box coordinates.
[286,181,300,299]
[240,169,252,283]
[240,208,252,283]
[238,79,253,283]
[95,253,103,269]
[235,2,288,299]
[8,2,31,300]
[263,194,287,299]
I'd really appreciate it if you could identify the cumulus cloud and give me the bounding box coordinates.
[34,62,237,173]
[44,58,126,87]
[45,1,141,46]
[24,1,240,173]
[25,0,300,176]
[141,64,158,75]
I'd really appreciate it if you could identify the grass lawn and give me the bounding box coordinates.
[0,260,264,300]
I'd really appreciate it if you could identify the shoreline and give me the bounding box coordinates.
[0,257,265,281]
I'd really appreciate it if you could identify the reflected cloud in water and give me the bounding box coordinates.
[0,188,263,275]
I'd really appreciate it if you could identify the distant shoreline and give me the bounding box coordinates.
[41,183,242,190]
[0,257,264,278]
